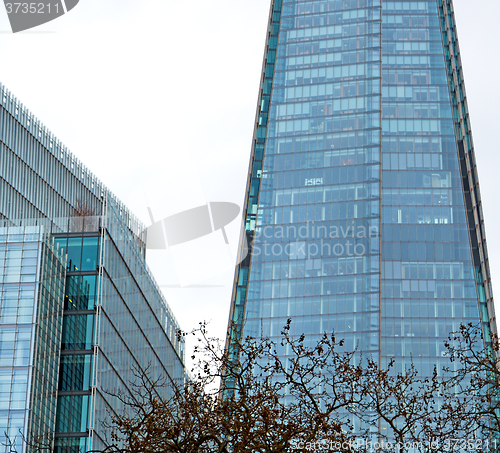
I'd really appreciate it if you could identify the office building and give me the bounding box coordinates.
[0,83,185,453]
[228,0,497,396]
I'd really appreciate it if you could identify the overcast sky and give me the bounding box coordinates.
[0,0,498,346]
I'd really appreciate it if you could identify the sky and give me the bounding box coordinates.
[0,0,499,350]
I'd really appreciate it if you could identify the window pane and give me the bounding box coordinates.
[66,238,82,272]
[80,237,99,271]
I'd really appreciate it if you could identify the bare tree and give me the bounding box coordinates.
[107,321,369,453]
[5,322,495,453]
[2,431,54,453]
[73,198,99,217]
[69,198,100,232]
[441,324,500,450]
[105,321,500,453]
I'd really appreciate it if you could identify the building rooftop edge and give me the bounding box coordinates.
[0,81,146,238]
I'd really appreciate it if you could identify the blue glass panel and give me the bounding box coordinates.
[235,0,383,358]
[229,0,497,403]
[59,355,92,391]
[66,238,82,272]
[81,236,99,271]
[55,395,90,433]
[64,275,95,311]
[380,0,481,374]
[54,437,90,453]
[61,314,94,351]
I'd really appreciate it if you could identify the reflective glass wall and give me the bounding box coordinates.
[228,0,497,407]
[91,200,186,452]
[53,233,100,451]
[52,208,186,453]
[0,82,146,250]
[380,0,482,375]
[231,0,383,359]
[0,226,65,453]
[0,82,187,452]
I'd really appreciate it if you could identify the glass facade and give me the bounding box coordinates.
[228,0,497,416]
[0,226,65,453]
[233,0,383,360]
[52,232,100,450]
[0,83,186,452]
[0,82,145,252]
[380,0,484,375]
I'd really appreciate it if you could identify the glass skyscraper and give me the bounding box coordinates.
[228,0,497,398]
[0,83,186,453]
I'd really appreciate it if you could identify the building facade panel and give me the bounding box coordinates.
[0,226,65,453]
[0,82,187,452]
[379,0,482,376]
[230,0,383,359]
[0,83,146,251]
[227,0,498,432]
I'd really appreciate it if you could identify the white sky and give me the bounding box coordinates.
[0,0,498,349]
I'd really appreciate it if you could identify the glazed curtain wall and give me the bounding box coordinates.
[380,0,483,375]
[0,83,146,247]
[228,0,496,386]
[238,0,383,357]
[0,227,65,453]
